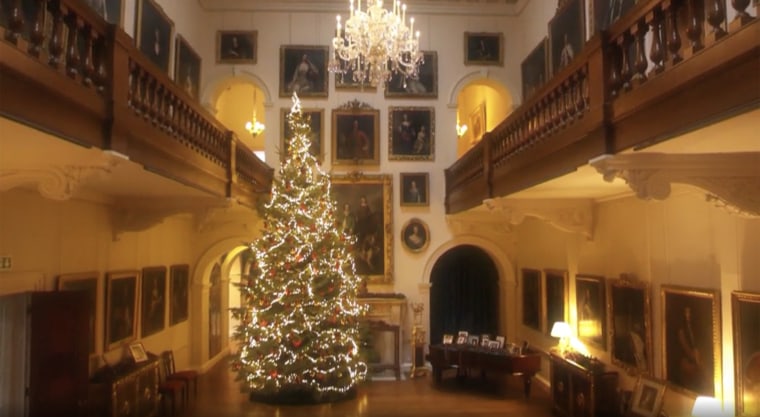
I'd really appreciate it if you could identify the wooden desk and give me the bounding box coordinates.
[428,344,541,398]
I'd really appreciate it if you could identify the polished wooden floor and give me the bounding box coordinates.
[178,356,555,417]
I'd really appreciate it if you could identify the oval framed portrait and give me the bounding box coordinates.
[401,218,429,253]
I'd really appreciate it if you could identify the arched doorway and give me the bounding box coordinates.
[429,244,499,345]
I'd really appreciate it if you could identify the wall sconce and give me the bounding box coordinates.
[691,396,722,417]
[550,321,572,355]
[456,122,468,137]
[245,88,265,137]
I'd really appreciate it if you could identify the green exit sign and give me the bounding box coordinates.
[0,256,11,271]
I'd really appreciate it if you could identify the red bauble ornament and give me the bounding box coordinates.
[259,319,268,327]
[270,370,278,378]
[292,337,303,348]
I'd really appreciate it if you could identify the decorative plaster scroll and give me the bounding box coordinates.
[0,165,113,200]
[590,152,760,217]
[482,197,595,240]
[446,208,515,236]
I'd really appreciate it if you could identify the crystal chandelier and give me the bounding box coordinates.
[329,0,423,87]
[245,87,265,137]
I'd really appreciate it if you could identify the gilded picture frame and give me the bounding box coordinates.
[388,106,435,161]
[57,272,100,354]
[629,376,667,417]
[331,173,393,284]
[464,32,503,66]
[401,217,429,253]
[661,285,722,398]
[609,277,653,375]
[280,107,323,162]
[576,274,607,350]
[399,172,429,207]
[279,45,329,98]
[521,268,542,332]
[543,269,567,335]
[105,270,139,351]
[216,30,256,64]
[169,264,189,326]
[385,51,438,98]
[331,101,380,167]
[174,34,201,100]
[135,0,174,75]
[732,291,760,416]
[140,266,167,338]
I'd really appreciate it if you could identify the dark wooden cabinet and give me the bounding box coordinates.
[0,291,90,417]
[550,352,619,417]
[89,358,160,417]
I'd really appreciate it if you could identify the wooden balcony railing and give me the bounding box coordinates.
[445,0,759,214]
[0,0,273,206]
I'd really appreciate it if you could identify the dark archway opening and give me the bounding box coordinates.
[429,245,499,345]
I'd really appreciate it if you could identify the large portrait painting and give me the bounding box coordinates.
[548,0,585,75]
[385,51,438,98]
[169,264,189,326]
[331,173,393,284]
[57,272,99,354]
[135,0,174,75]
[388,106,435,161]
[576,274,607,350]
[105,270,139,351]
[661,285,722,397]
[521,37,548,101]
[279,45,328,98]
[331,101,380,167]
[281,107,323,162]
[140,266,166,338]
[609,277,652,375]
[522,268,542,331]
[544,269,567,335]
[733,291,760,416]
[174,34,201,100]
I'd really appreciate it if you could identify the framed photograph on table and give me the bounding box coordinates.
[331,173,392,284]
[279,45,328,98]
[464,32,503,66]
[174,35,201,100]
[521,37,548,101]
[661,285,722,397]
[385,51,437,98]
[128,342,149,363]
[548,0,585,75]
[521,268,542,331]
[169,264,189,326]
[216,30,256,64]
[576,274,607,350]
[609,277,652,375]
[733,291,760,416]
[399,172,429,207]
[401,218,429,253]
[388,106,435,161]
[629,376,666,417]
[331,101,380,167]
[105,270,139,351]
[135,0,174,75]
[57,272,99,354]
[140,266,167,338]
[281,107,323,162]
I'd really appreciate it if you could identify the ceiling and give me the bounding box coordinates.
[197,0,526,16]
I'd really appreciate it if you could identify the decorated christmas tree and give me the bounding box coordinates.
[230,93,367,404]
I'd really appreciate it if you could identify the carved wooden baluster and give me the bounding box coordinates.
[563,80,574,120]
[93,38,107,93]
[161,89,172,131]
[575,73,585,115]
[633,21,649,84]
[685,0,704,54]
[706,0,726,42]
[5,0,24,42]
[664,0,683,65]
[167,95,177,135]
[28,0,46,56]
[620,32,634,91]
[647,7,665,76]
[149,80,160,122]
[81,28,95,87]
[65,12,82,78]
[135,68,148,115]
[730,0,752,28]
[47,3,65,68]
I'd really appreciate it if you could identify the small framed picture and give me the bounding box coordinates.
[467,335,480,346]
[464,32,503,66]
[442,334,454,344]
[174,34,201,100]
[280,45,329,98]
[495,335,505,349]
[385,51,438,98]
[480,334,491,347]
[401,218,430,253]
[216,30,256,64]
[399,172,429,207]
[488,340,501,349]
[128,342,149,363]
[456,334,467,344]
[629,376,666,417]
[281,107,323,162]
[388,106,435,161]
[457,330,469,338]
[135,0,174,75]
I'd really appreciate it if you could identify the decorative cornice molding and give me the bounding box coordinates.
[197,0,526,16]
[590,152,760,217]
[483,197,595,239]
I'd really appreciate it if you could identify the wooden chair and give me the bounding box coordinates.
[161,350,198,404]
[156,354,186,416]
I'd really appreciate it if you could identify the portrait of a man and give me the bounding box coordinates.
[141,267,167,338]
[610,280,651,374]
[106,271,138,350]
[136,0,173,74]
[332,109,380,166]
[217,31,256,64]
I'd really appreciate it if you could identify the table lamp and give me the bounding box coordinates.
[691,396,722,417]
[550,321,572,355]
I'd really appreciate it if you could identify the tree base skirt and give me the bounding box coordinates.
[249,385,357,405]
